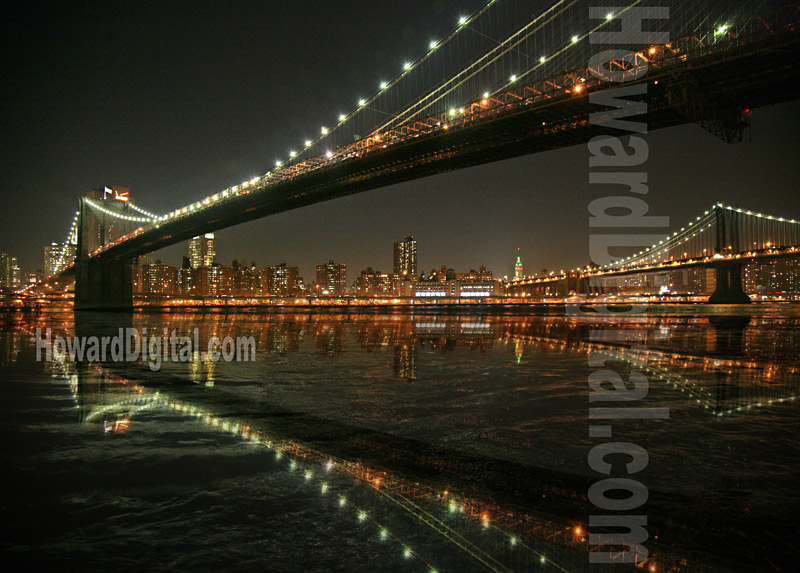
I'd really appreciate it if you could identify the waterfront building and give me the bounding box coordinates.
[316,260,347,296]
[354,267,397,296]
[143,262,178,295]
[263,263,302,297]
[400,278,499,298]
[744,258,800,294]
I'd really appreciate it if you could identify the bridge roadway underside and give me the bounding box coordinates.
[77,32,799,308]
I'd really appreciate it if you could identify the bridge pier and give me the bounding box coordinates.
[708,261,750,304]
[74,196,134,311]
[74,257,133,311]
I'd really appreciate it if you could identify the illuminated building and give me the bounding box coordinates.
[0,252,11,288]
[393,236,417,277]
[403,279,499,298]
[10,257,20,287]
[233,262,262,296]
[24,269,43,285]
[204,265,235,296]
[177,267,196,295]
[354,267,397,296]
[514,254,524,279]
[458,266,493,281]
[744,258,800,294]
[263,263,301,296]
[189,233,216,269]
[44,243,76,278]
[143,262,178,295]
[316,260,347,296]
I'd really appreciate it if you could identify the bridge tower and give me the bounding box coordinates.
[709,205,750,304]
[74,191,136,311]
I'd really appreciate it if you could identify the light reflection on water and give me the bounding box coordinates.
[1,305,799,571]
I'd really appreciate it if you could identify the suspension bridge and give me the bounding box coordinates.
[34,0,800,309]
[509,202,800,302]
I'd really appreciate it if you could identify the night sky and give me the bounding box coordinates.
[2,1,799,281]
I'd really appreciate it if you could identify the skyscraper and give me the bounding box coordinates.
[316,260,347,296]
[189,233,216,269]
[393,236,417,277]
[0,252,11,288]
[514,253,524,279]
[44,243,76,278]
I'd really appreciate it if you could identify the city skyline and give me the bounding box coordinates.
[1,2,799,279]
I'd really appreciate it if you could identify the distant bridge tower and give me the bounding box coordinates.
[709,205,750,304]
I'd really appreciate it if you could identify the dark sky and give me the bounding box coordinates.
[2,1,799,281]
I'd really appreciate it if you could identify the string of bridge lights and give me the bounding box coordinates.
[128,202,159,219]
[50,211,79,276]
[717,202,800,224]
[84,198,154,223]
[147,0,597,224]
[50,5,745,264]
[276,0,503,166]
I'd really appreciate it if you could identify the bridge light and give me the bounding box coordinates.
[429,40,437,49]
[289,150,296,158]
[483,91,489,98]
[449,108,457,116]
[458,16,467,25]
[539,56,546,63]
[321,126,328,134]
[304,140,311,146]
[606,12,613,20]
[379,81,388,89]
[338,114,346,121]
[510,74,517,82]
[572,35,579,43]
[716,24,728,35]
[326,150,333,158]
[275,160,282,167]
[358,98,366,106]
[403,62,412,70]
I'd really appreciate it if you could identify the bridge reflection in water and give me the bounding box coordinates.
[13,307,800,571]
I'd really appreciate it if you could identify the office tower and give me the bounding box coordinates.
[393,236,417,277]
[189,233,216,269]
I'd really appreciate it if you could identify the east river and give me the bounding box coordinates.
[1,305,798,572]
